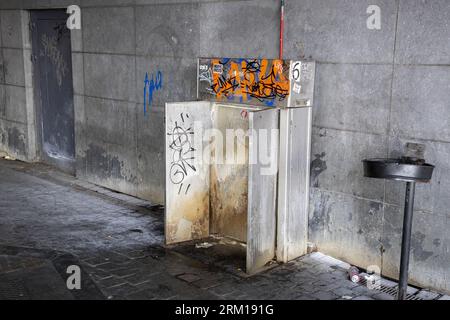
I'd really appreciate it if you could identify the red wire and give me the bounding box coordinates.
[279,0,285,59]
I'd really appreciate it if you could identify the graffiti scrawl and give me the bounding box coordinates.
[167,112,196,195]
[143,71,163,115]
[198,58,290,107]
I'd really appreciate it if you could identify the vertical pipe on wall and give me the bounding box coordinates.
[279,0,285,59]
[397,181,416,300]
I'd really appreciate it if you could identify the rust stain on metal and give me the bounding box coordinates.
[166,190,209,244]
[209,105,249,242]
[210,165,248,242]
[247,248,274,274]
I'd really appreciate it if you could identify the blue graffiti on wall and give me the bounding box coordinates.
[143,71,163,115]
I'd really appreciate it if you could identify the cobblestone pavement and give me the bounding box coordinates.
[0,158,448,300]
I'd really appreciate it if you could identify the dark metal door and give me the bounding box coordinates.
[31,10,75,174]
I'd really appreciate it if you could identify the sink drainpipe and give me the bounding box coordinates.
[279,0,285,59]
[398,181,416,300]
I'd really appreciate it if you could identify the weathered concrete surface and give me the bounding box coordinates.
[136,3,199,58]
[71,53,84,95]
[0,85,5,115]
[0,0,449,294]
[302,0,450,293]
[84,53,136,102]
[1,158,446,300]
[284,0,398,63]
[385,137,450,214]
[390,66,450,142]
[80,96,138,196]
[313,63,392,135]
[309,188,384,270]
[135,56,198,106]
[395,0,450,65]
[0,10,30,162]
[200,0,279,58]
[3,48,25,86]
[310,127,387,201]
[0,120,28,159]
[0,10,23,48]
[4,85,27,124]
[136,104,165,203]
[0,58,4,84]
[381,204,450,294]
[83,6,135,55]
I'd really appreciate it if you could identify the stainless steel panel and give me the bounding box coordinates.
[246,108,279,274]
[277,107,312,261]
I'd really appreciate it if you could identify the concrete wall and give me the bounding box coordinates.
[292,0,450,293]
[0,0,449,293]
[0,9,35,162]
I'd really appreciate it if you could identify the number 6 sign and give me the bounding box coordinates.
[292,61,301,82]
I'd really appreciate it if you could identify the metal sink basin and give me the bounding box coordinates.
[363,158,434,182]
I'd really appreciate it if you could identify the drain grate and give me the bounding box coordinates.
[359,277,423,300]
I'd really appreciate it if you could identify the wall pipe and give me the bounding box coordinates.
[398,181,416,300]
[279,0,285,59]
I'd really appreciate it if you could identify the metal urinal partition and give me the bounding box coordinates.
[165,58,315,274]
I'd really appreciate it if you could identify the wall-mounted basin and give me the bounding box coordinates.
[362,157,434,300]
[363,158,434,182]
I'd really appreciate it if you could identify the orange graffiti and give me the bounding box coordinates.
[209,59,290,106]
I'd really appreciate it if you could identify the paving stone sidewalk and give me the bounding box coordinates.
[0,158,448,300]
